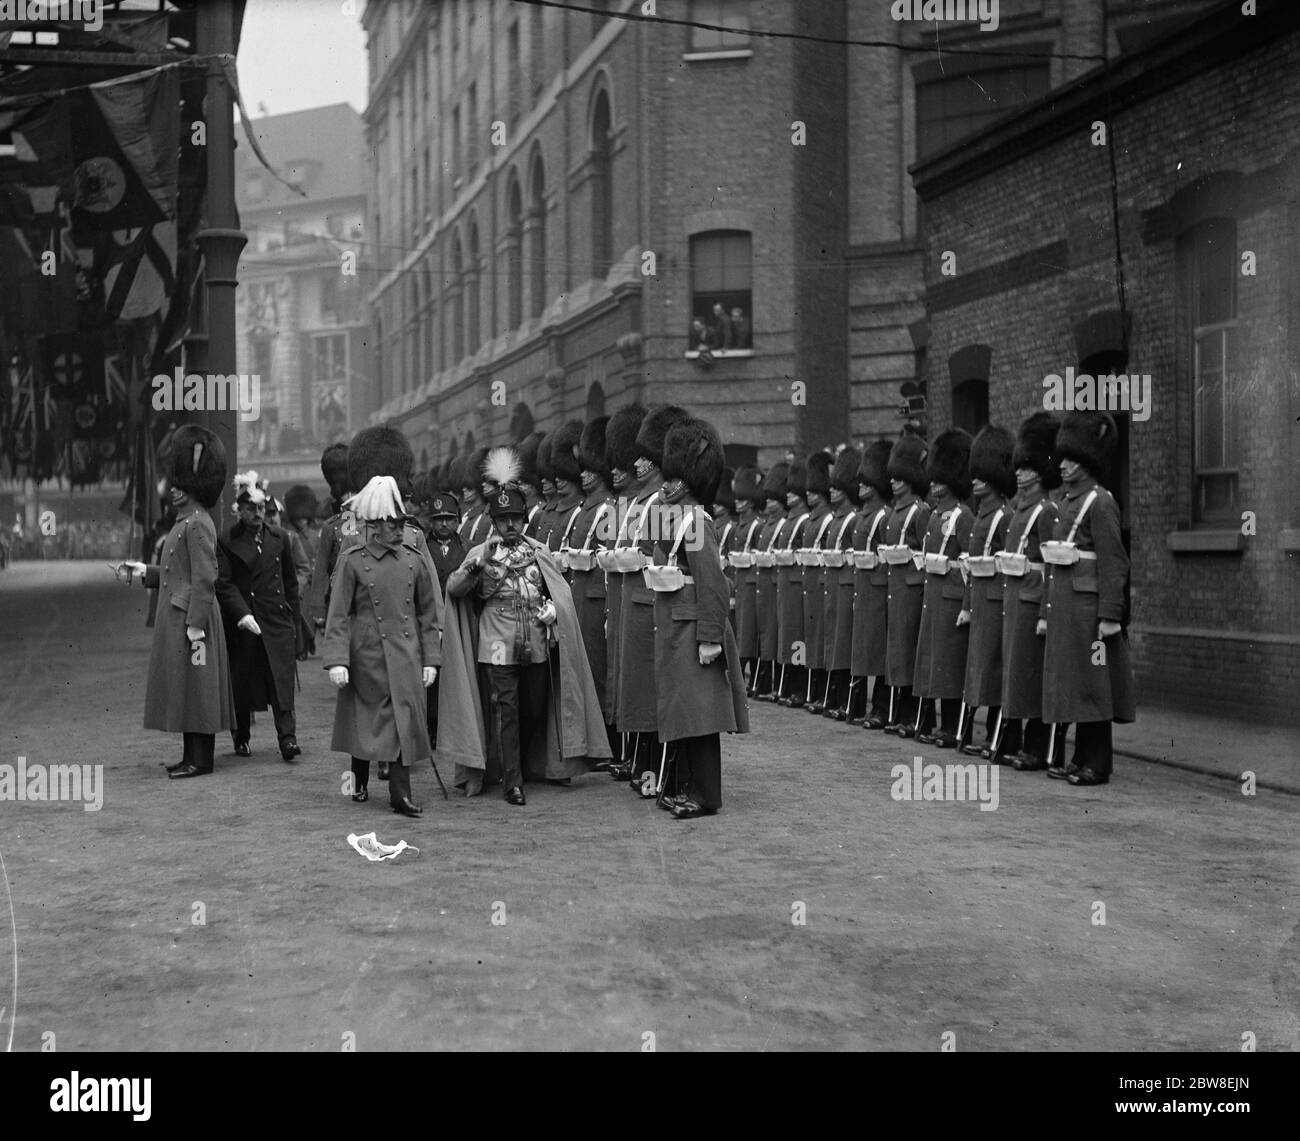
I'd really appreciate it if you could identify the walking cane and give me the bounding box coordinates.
[429,757,449,799]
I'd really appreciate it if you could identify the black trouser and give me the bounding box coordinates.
[741,657,756,691]
[629,729,662,781]
[889,684,918,726]
[1069,720,1114,776]
[824,668,850,711]
[485,663,550,794]
[425,675,440,748]
[965,704,999,746]
[752,659,774,696]
[807,667,827,704]
[352,755,412,806]
[234,705,295,745]
[182,732,215,773]
[779,663,806,700]
[672,734,722,812]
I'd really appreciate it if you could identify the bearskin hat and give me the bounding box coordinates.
[634,404,691,468]
[284,484,318,522]
[732,465,763,505]
[1055,411,1117,480]
[857,439,895,501]
[1013,411,1062,490]
[516,431,543,489]
[887,433,929,495]
[549,419,584,484]
[805,451,832,498]
[787,456,809,500]
[832,446,862,504]
[319,443,350,500]
[446,455,465,496]
[579,416,611,482]
[926,428,973,500]
[537,431,555,483]
[436,459,455,495]
[462,446,490,492]
[348,426,414,494]
[603,404,646,476]
[714,467,736,511]
[762,461,789,504]
[970,424,1017,499]
[164,424,227,509]
[661,418,726,506]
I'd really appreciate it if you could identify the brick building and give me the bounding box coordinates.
[912,0,1299,719]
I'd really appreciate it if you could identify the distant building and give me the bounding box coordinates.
[234,102,372,491]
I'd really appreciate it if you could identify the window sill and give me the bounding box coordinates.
[685,349,754,361]
[1165,530,1246,553]
[682,49,753,62]
[1280,529,1300,553]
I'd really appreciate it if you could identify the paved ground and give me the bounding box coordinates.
[1,561,1297,1051]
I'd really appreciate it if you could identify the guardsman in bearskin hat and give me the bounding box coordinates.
[531,430,560,545]
[817,446,860,719]
[911,429,974,745]
[775,456,811,705]
[713,466,739,631]
[516,431,545,532]
[564,418,618,764]
[421,486,464,749]
[323,476,441,816]
[958,424,1015,756]
[1039,411,1135,785]
[798,451,836,712]
[546,420,586,554]
[848,440,895,727]
[881,433,932,734]
[307,442,351,628]
[646,418,750,817]
[727,465,766,693]
[617,404,691,793]
[995,412,1062,770]
[459,447,493,548]
[216,472,302,761]
[439,450,611,803]
[599,403,647,770]
[750,461,789,700]
[116,425,234,779]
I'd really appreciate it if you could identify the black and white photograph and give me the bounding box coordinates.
[0,0,1295,1113]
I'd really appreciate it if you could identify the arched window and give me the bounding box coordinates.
[585,380,605,421]
[506,175,523,329]
[528,153,547,319]
[951,378,989,437]
[590,88,613,277]
[451,232,465,364]
[467,217,482,354]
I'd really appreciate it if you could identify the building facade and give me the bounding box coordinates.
[913,0,1299,719]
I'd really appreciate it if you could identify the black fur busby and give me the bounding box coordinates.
[805,451,832,499]
[462,446,489,492]
[549,419,584,484]
[857,439,894,501]
[320,443,349,501]
[537,431,555,483]
[579,416,611,482]
[604,403,647,475]
[732,465,763,505]
[661,418,726,506]
[832,446,862,504]
[762,461,789,504]
[164,424,227,509]
[516,432,543,490]
[787,456,809,501]
[970,424,1017,499]
[714,467,736,511]
[437,459,455,495]
[348,426,414,494]
[284,484,318,522]
[926,428,972,500]
[1013,411,1062,490]
[634,404,691,469]
[1055,411,1117,480]
[887,433,929,494]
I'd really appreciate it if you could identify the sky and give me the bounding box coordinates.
[236,0,369,119]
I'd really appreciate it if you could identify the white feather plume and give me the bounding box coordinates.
[232,470,267,505]
[348,475,403,521]
[484,445,521,488]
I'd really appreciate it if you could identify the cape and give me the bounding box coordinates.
[437,536,612,794]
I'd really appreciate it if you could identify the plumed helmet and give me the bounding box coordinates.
[887,433,929,495]
[634,404,691,468]
[969,424,1017,499]
[1054,411,1118,480]
[857,439,894,501]
[549,419,584,484]
[1014,411,1062,490]
[488,485,528,518]
[761,461,789,503]
[661,417,726,506]
[604,403,647,475]
[163,424,227,509]
[348,426,414,495]
[349,475,404,521]
[832,446,862,504]
[579,416,611,482]
[926,428,973,501]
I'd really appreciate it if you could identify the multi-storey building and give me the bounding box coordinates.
[235,102,372,488]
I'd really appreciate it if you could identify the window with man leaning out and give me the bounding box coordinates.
[688,230,752,354]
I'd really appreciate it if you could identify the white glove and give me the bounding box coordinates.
[698,642,723,666]
[422,666,437,687]
[329,666,349,688]
[113,560,147,583]
[956,609,971,627]
[186,625,206,643]
[1098,620,1122,638]
[1036,619,1047,637]
[536,600,557,626]
[238,614,262,636]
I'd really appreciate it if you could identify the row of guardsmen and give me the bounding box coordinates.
[417,406,749,819]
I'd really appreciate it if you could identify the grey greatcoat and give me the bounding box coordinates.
[849,502,890,678]
[912,501,974,701]
[142,504,235,734]
[961,496,1011,707]
[1000,489,1059,719]
[883,493,931,687]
